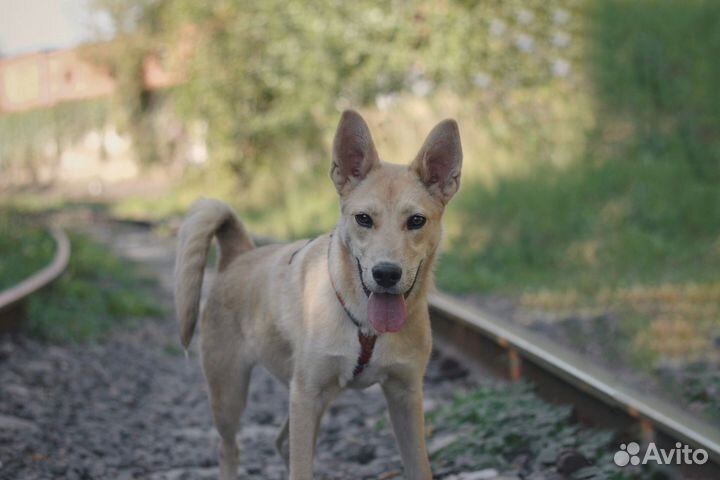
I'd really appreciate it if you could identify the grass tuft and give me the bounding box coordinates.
[0,211,55,290]
[429,382,657,478]
[26,232,164,342]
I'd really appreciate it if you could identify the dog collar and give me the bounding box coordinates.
[333,288,378,379]
[327,233,377,378]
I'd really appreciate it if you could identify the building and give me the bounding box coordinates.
[0,45,177,113]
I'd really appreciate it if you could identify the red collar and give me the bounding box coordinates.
[327,234,378,378]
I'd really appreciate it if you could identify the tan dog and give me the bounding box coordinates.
[175,110,462,480]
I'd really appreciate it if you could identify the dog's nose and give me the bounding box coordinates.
[372,262,402,288]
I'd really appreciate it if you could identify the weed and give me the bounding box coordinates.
[26,232,164,342]
[0,210,55,290]
[429,382,654,479]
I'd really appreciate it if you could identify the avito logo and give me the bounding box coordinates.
[614,442,708,467]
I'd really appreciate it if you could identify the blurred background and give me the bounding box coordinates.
[1,0,719,477]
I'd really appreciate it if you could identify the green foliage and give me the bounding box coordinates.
[0,210,55,290]
[162,0,412,175]
[111,164,338,238]
[26,232,163,342]
[138,0,583,176]
[429,382,648,479]
[162,341,184,356]
[0,99,110,177]
[437,157,720,294]
[83,0,171,165]
[589,0,720,181]
[667,361,720,424]
[433,4,720,428]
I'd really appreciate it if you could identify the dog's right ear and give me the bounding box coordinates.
[330,110,380,195]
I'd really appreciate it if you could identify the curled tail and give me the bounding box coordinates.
[174,198,254,348]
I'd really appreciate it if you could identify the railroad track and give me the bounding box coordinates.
[429,292,720,479]
[0,225,71,332]
[3,219,716,477]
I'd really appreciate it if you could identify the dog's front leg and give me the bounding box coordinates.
[382,376,432,479]
[288,379,337,480]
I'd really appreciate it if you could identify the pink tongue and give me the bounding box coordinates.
[367,293,407,333]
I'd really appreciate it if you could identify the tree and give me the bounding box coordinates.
[84,0,167,165]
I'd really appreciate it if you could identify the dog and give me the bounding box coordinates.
[174,110,462,480]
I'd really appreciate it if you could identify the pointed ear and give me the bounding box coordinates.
[410,119,463,204]
[330,110,380,195]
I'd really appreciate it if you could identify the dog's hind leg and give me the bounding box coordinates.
[204,346,254,480]
[275,417,290,468]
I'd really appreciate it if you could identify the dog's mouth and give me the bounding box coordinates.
[355,258,423,334]
[367,292,407,333]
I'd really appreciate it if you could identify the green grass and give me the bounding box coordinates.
[434,0,720,295]
[25,232,164,342]
[162,342,185,356]
[429,382,661,479]
[428,0,720,424]
[589,0,720,184]
[437,157,720,295]
[0,208,160,342]
[680,363,720,423]
[0,210,55,290]
[113,163,338,239]
[435,156,720,386]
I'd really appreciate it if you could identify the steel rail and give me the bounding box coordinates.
[0,225,71,329]
[429,291,720,476]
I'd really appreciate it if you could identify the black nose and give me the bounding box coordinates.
[372,262,402,288]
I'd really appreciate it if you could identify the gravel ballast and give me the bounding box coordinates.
[0,222,499,480]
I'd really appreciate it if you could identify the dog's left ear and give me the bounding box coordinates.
[410,119,463,205]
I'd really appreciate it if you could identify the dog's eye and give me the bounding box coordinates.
[407,215,427,230]
[355,213,373,228]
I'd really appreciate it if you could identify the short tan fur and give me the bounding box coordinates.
[174,110,462,480]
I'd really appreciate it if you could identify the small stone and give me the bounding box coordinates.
[0,414,38,433]
[0,340,14,360]
[445,469,501,480]
[423,397,438,412]
[438,357,468,380]
[3,383,30,398]
[253,410,275,425]
[427,432,459,455]
[460,469,499,480]
[556,449,591,475]
[348,444,376,464]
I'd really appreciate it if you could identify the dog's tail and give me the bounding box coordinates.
[174,198,254,349]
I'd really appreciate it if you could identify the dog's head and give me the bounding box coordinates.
[330,110,462,332]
